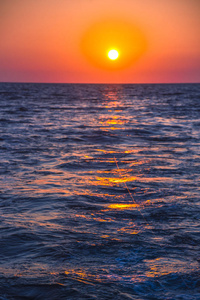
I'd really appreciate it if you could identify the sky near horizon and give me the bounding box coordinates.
[0,0,199,83]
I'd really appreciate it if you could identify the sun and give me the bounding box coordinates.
[80,19,147,70]
[108,49,119,60]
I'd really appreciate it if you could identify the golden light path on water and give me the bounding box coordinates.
[62,87,196,286]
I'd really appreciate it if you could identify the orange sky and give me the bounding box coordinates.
[0,0,199,83]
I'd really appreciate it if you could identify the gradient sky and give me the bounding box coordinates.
[0,0,199,83]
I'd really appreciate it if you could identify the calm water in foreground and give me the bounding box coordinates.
[0,83,200,300]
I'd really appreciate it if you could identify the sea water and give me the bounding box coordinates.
[0,83,199,299]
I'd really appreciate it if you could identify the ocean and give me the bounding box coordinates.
[0,83,199,299]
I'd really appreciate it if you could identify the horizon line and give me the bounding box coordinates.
[0,81,199,85]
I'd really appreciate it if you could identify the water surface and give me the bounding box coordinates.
[0,83,200,299]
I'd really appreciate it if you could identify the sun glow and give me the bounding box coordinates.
[80,19,147,71]
[108,50,119,60]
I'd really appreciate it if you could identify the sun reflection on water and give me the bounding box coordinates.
[107,203,139,209]
[94,176,137,186]
[145,258,199,278]
[64,268,145,285]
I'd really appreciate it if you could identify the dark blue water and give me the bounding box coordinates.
[0,83,200,300]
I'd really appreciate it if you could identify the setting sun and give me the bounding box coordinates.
[80,19,147,71]
[108,50,119,60]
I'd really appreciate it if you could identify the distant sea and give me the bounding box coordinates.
[0,83,200,300]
